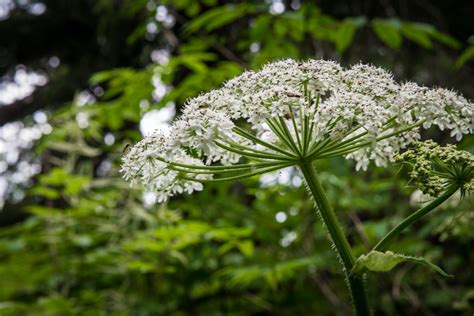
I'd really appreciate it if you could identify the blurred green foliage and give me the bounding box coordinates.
[0,0,473,315]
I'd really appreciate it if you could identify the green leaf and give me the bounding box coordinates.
[29,186,60,199]
[40,167,68,186]
[126,260,156,272]
[237,240,254,257]
[455,45,474,68]
[307,15,339,42]
[400,22,433,48]
[371,19,402,49]
[216,256,323,289]
[26,206,63,216]
[428,30,461,49]
[89,70,114,84]
[170,52,217,73]
[353,250,452,277]
[335,17,366,53]
[64,176,89,195]
[184,4,253,34]
[400,22,460,49]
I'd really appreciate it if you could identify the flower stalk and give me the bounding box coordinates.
[298,159,371,316]
[374,185,458,251]
[374,142,473,251]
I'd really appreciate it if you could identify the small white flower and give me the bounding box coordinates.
[120,131,212,202]
[122,59,473,201]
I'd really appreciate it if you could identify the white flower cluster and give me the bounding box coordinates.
[121,132,211,202]
[122,59,473,201]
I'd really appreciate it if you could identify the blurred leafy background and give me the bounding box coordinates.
[0,0,473,315]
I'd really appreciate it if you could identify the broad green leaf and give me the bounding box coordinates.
[64,176,90,195]
[184,1,200,16]
[237,240,254,257]
[399,22,460,49]
[428,30,461,49]
[307,15,339,42]
[279,11,305,41]
[40,167,68,185]
[89,70,115,84]
[126,260,156,272]
[371,19,402,49]
[29,186,60,199]
[216,256,323,289]
[353,250,452,277]
[40,167,89,193]
[335,21,356,53]
[250,15,271,41]
[206,226,253,240]
[218,240,254,256]
[173,53,217,73]
[26,206,63,217]
[401,22,433,48]
[184,4,254,34]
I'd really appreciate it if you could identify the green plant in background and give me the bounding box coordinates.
[121,59,473,315]
[1,1,474,315]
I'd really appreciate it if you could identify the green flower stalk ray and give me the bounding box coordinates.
[375,142,474,251]
[121,59,473,315]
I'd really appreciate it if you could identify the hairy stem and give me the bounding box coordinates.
[299,160,371,316]
[373,186,458,251]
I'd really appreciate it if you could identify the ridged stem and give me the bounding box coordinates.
[298,160,371,316]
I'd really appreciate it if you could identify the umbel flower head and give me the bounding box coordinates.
[121,59,473,202]
[396,140,474,197]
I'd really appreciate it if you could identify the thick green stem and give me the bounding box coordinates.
[299,160,371,316]
[374,186,458,251]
